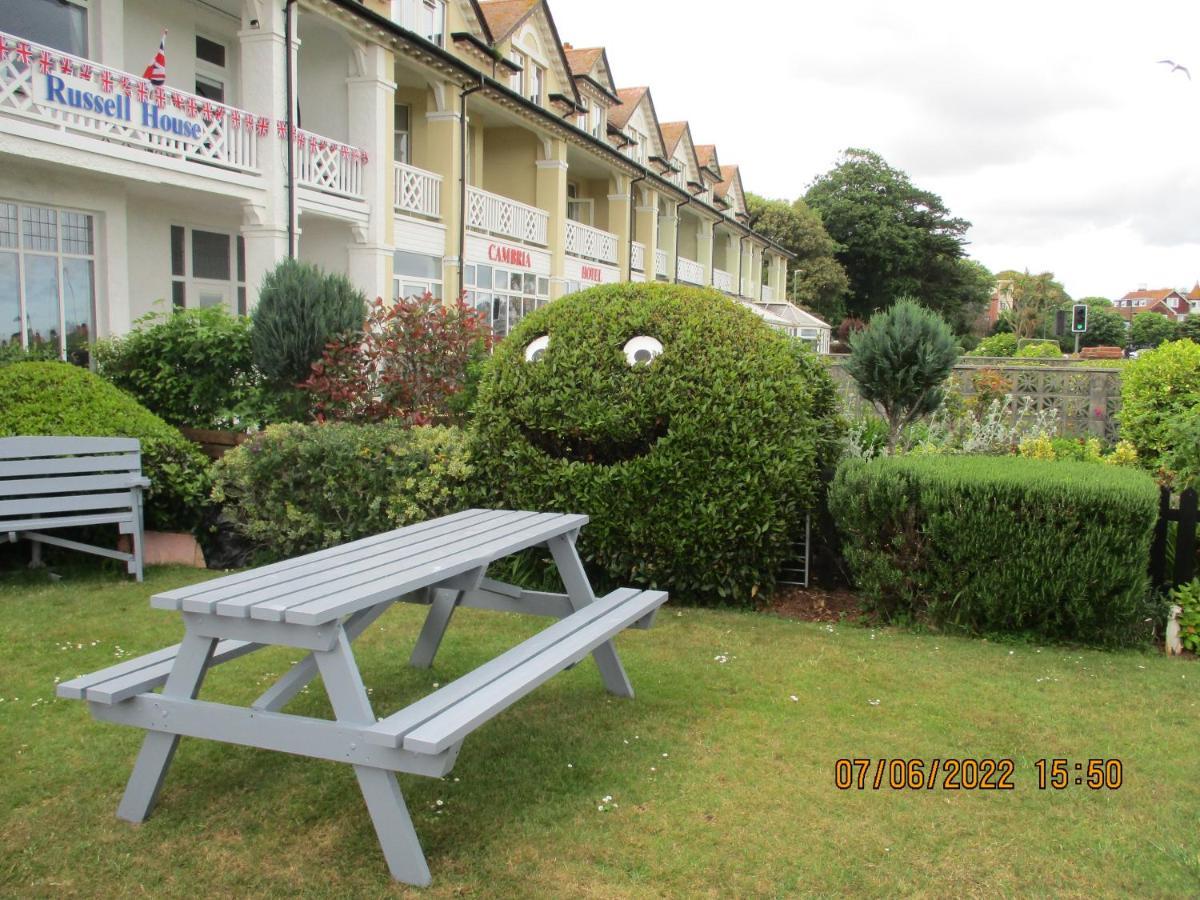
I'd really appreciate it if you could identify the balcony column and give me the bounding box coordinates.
[608,175,632,281]
[96,0,124,69]
[777,256,790,301]
[346,41,396,302]
[658,202,678,282]
[697,217,714,288]
[634,187,658,281]
[739,240,753,298]
[238,1,290,308]
[536,137,569,298]
[751,244,764,301]
[425,81,464,303]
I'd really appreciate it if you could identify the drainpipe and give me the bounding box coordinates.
[284,0,297,258]
[456,75,484,295]
[673,196,691,283]
[627,173,644,281]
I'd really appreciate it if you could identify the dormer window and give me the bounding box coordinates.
[392,0,446,47]
[529,63,545,105]
[627,127,646,164]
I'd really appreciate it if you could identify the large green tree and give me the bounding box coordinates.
[996,269,1071,339]
[1130,312,1180,348]
[803,148,972,322]
[745,193,849,323]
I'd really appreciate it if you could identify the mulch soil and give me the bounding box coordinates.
[767,584,867,623]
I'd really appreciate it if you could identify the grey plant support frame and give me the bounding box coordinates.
[0,436,150,581]
[57,508,668,886]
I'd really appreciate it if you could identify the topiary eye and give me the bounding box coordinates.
[524,335,550,362]
[622,336,663,366]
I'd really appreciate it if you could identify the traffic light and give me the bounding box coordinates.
[1071,303,1088,333]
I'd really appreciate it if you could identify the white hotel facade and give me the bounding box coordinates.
[0,0,823,360]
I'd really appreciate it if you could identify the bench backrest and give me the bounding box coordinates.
[0,436,145,530]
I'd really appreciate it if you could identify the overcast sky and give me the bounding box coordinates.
[552,0,1200,299]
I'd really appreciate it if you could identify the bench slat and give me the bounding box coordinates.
[274,513,587,626]
[57,644,189,699]
[153,508,500,609]
[2,513,134,532]
[397,590,667,755]
[366,588,642,747]
[225,510,549,619]
[0,453,142,478]
[190,510,533,616]
[0,473,145,496]
[0,436,140,458]
[0,492,135,517]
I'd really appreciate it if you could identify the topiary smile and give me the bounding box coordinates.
[517,416,669,465]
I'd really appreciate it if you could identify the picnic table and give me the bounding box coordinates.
[57,508,668,886]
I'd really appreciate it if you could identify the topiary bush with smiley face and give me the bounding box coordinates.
[470,282,843,605]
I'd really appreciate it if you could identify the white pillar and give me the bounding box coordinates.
[346,41,396,301]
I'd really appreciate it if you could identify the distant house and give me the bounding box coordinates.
[979,279,1015,330]
[1113,288,1190,322]
[1188,283,1200,318]
[748,302,832,352]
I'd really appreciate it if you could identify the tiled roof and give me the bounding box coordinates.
[1120,288,1178,302]
[563,46,602,76]
[477,0,540,42]
[695,144,717,167]
[1116,300,1176,320]
[715,164,740,198]
[659,122,688,156]
[1189,282,1200,300]
[608,87,647,129]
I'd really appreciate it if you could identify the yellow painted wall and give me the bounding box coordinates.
[677,213,700,259]
[481,127,538,206]
[571,177,614,230]
[395,85,431,168]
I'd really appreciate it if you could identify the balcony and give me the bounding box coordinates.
[655,248,669,278]
[293,128,365,201]
[565,220,617,265]
[678,256,704,285]
[394,161,442,219]
[631,241,645,273]
[0,31,260,174]
[466,185,548,246]
[713,268,735,294]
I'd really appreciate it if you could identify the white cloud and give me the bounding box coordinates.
[550,0,1200,298]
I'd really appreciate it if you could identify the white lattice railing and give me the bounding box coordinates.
[631,241,645,272]
[0,30,260,173]
[655,248,669,278]
[678,256,704,285]
[465,185,548,246]
[394,161,441,218]
[294,128,364,200]
[713,267,735,293]
[564,220,617,264]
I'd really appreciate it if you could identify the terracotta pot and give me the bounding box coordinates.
[118,531,207,568]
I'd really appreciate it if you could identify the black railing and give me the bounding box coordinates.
[1150,486,1198,591]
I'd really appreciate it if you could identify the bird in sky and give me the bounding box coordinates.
[1157,59,1191,80]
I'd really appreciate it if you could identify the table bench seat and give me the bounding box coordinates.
[369,587,667,754]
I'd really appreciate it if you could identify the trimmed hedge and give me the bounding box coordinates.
[0,362,212,531]
[1119,339,1200,474]
[830,455,1160,645]
[212,422,472,561]
[470,282,843,604]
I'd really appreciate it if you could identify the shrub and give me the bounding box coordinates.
[836,317,866,343]
[212,422,472,561]
[470,283,843,605]
[251,259,366,417]
[970,332,1018,357]
[846,297,958,451]
[0,362,211,531]
[302,294,491,425]
[1013,340,1061,359]
[1170,579,1200,653]
[1179,318,1200,343]
[93,306,257,429]
[0,342,60,367]
[1119,339,1200,474]
[1160,402,1200,490]
[830,455,1160,645]
[1130,312,1180,348]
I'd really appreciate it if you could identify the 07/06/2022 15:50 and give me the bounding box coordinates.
[832,758,1124,791]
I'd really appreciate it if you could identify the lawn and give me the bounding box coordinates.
[0,565,1196,898]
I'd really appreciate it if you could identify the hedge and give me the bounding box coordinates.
[829,455,1160,645]
[470,282,843,604]
[0,362,212,531]
[212,422,472,561]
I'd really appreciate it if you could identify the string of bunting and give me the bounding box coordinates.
[0,36,368,163]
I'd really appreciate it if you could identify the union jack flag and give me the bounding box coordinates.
[277,120,288,138]
[256,117,270,137]
[212,105,224,122]
[186,96,197,117]
[153,87,166,108]
[0,36,9,59]
[229,110,241,129]
[142,31,167,86]
[171,91,184,109]
[361,149,369,165]
[200,101,213,120]
[135,81,149,103]
[16,43,33,67]
[119,76,133,96]
[79,64,93,81]
[100,71,114,93]
[340,144,350,158]
[59,56,74,75]
[38,51,54,75]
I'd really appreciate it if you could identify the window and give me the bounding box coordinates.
[576,96,589,131]
[627,128,646,164]
[170,225,246,314]
[394,104,410,164]
[463,264,548,339]
[393,0,446,47]
[195,35,228,105]
[529,64,544,105]
[0,201,95,364]
[393,250,442,300]
[590,106,604,140]
[0,0,87,57]
[566,184,592,225]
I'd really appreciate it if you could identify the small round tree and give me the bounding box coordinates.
[846,297,958,451]
[1130,311,1180,348]
[1176,315,1200,344]
[251,259,366,417]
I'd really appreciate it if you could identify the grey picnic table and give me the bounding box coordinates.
[57,508,668,886]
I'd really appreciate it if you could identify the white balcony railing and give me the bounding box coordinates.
[678,256,704,285]
[655,248,669,278]
[565,219,618,264]
[713,267,735,293]
[294,128,364,200]
[631,241,645,272]
[466,185,548,246]
[0,30,260,173]
[394,161,442,218]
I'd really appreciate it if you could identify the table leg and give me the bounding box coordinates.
[314,627,431,886]
[116,631,216,823]
[409,588,461,669]
[546,534,634,698]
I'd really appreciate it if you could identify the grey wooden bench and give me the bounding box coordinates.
[57,508,668,886]
[0,436,150,581]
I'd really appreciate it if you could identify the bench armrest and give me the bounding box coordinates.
[128,476,152,490]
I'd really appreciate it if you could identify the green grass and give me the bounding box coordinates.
[0,565,1196,898]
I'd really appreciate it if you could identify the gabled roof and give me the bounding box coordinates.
[1117,300,1178,321]
[1187,282,1200,301]
[694,144,722,180]
[609,87,648,130]
[756,301,830,330]
[715,165,743,202]
[562,44,618,103]
[475,0,539,41]
[659,122,688,156]
[1120,288,1183,302]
